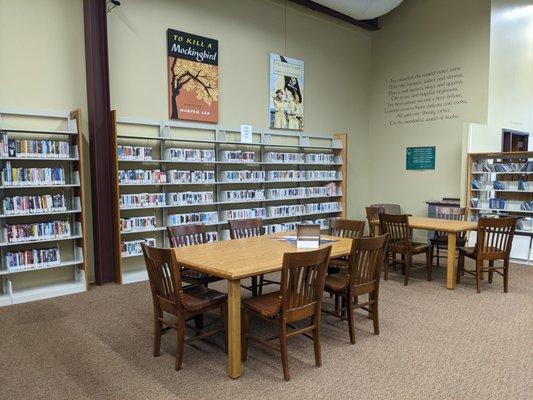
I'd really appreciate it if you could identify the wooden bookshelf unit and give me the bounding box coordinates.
[0,108,88,306]
[111,111,347,284]
[466,151,533,263]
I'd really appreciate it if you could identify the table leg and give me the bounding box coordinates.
[227,279,241,379]
[446,232,457,290]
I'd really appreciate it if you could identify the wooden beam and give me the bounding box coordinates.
[83,0,118,284]
[288,0,380,31]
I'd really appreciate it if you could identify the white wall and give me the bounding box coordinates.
[468,0,533,153]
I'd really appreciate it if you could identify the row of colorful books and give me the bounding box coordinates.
[224,208,267,220]
[120,216,157,232]
[220,150,255,163]
[221,170,265,182]
[3,137,70,158]
[3,194,67,215]
[167,211,219,226]
[165,148,215,162]
[121,238,156,256]
[3,164,66,186]
[4,220,71,243]
[117,146,153,160]
[220,189,265,202]
[5,247,61,271]
[119,186,341,209]
[168,191,214,206]
[472,162,533,173]
[267,204,306,217]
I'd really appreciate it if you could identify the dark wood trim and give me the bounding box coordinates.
[83,0,118,284]
[288,0,380,31]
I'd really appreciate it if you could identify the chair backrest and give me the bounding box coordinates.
[329,218,365,239]
[434,206,468,238]
[475,217,518,260]
[279,246,331,322]
[167,223,207,247]
[348,234,388,290]
[365,205,385,236]
[378,213,411,249]
[228,218,264,239]
[372,203,401,215]
[141,244,183,314]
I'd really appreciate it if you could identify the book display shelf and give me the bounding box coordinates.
[466,151,533,263]
[112,111,347,284]
[0,108,88,306]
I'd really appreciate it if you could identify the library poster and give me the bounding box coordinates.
[269,53,304,131]
[406,146,436,170]
[167,29,219,123]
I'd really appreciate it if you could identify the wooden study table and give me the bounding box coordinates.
[370,216,477,290]
[172,233,353,379]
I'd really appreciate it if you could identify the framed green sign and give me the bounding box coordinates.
[406,146,436,170]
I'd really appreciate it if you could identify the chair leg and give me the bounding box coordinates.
[153,312,162,357]
[401,254,406,276]
[334,294,340,315]
[503,260,509,293]
[488,260,494,283]
[312,315,322,367]
[176,316,186,371]
[251,276,258,297]
[436,244,440,268]
[404,254,411,286]
[279,319,290,381]
[371,293,379,335]
[426,248,432,281]
[384,253,389,280]
[241,308,250,362]
[220,304,228,354]
[475,259,482,294]
[193,314,204,333]
[457,252,464,284]
[346,293,356,344]
[258,274,265,295]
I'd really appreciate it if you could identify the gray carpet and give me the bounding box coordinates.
[0,260,531,400]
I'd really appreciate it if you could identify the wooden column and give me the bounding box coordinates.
[83,0,117,283]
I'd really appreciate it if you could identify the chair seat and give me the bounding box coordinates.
[244,291,312,318]
[389,242,429,254]
[181,285,227,312]
[431,235,466,245]
[458,246,476,257]
[181,268,223,285]
[324,272,348,292]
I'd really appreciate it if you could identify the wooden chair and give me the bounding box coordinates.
[322,234,388,344]
[378,213,432,285]
[365,205,385,236]
[228,218,278,296]
[457,217,518,293]
[141,244,227,371]
[430,206,467,268]
[167,224,224,287]
[328,218,366,311]
[241,246,332,381]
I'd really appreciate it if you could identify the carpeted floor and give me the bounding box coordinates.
[0,260,531,400]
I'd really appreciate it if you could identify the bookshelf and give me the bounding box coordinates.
[112,111,347,284]
[466,151,533,263]
[0,108,88,306]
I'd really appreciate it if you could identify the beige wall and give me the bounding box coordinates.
[368,0,491,235]
[107,0,373,219]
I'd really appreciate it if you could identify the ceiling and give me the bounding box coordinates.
[313,0,404,20]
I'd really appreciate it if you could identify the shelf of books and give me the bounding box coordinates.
[112,111,347,284]
[466,151,533,263]
[0,108,88,306]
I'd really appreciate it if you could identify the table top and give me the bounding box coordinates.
[172,233,353,280]
[370,216,477,233]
